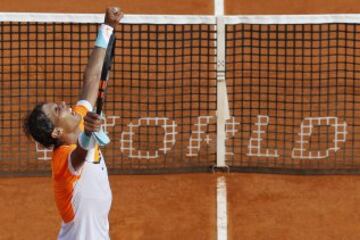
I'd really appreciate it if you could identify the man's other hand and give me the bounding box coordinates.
[105,7,123,28]
[84,112,103,134]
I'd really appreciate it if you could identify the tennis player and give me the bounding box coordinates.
[23,7,123,240]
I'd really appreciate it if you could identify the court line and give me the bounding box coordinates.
[215,3,228,238]
[214,0,224,16]
[217,176,228,240]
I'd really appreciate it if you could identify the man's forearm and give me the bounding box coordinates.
[79,8,122,108]
[80,47,107,107]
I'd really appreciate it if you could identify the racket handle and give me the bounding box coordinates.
[96,99,103,115]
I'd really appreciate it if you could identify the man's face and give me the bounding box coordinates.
[42,102,81,133]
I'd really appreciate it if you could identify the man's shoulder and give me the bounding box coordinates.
[52,144,77,179]
[52,144,76,164]
[53,144,75,155]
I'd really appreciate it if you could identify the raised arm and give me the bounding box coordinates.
[71,7,123,171]
[79,7,123,106]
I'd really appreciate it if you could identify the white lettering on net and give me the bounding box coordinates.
[36,142,53,161]
[187,116,214,157]
[292,116,347,159]
[225,116,240,156]
[120,117,177,159]
[247,115,279,157]
[102,115,120,134]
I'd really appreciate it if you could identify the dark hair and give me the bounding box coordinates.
[23,103,59,148]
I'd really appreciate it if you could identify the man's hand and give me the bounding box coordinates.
[72,112,103,170]
[84,112,103,134]
[105,7,124,28]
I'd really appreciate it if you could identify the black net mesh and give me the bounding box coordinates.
[225,23,360,173]
[2,20,360,176]
[0,22,217,175]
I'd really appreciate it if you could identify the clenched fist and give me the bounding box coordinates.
[84,112,103,134]
[105,7,124,28]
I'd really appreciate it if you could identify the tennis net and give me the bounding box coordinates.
[225,16,360,174]
[1,13,360,175]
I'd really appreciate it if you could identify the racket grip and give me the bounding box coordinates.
[96,98,103,115]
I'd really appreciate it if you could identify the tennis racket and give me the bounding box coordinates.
[96,33,116,115]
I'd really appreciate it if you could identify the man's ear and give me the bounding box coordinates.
[51,127,64,139]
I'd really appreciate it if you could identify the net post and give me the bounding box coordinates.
[215,14,230,170]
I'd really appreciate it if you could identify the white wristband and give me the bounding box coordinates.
[95,24,114,49]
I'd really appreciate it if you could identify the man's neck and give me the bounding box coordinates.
[60,128,82,146]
